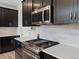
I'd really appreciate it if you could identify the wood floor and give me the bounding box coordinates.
[0,51,15,59]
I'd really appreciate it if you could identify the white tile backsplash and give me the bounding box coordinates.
[0,27,17,37]
[38,25,79,48]
[19,25,79,48]
[18,2,79,48]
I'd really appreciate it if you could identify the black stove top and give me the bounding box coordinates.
[25,39,59,49]
[22,39,59,55]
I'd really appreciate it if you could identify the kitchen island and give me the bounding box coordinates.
[43,44,79,59]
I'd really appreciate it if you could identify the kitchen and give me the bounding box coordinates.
[0,0,79,59]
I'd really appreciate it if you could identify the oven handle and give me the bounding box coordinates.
[23,50,39,59]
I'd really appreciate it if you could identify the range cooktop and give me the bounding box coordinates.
[24,39,59,49]
[23,39,59,55]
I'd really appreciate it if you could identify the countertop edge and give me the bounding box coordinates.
[43,44,79,59]
[0,35,20,38]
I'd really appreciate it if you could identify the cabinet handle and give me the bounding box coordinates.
[70,12,73,20]
[74,12,77,19]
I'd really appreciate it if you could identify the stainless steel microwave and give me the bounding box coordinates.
[32,5,51,25]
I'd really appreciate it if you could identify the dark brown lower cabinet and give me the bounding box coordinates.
[44,52,58,59]
[40,52,58,59]
[0,37,16,54]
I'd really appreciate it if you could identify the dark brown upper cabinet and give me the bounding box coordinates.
[53,0,73,24]
[22,0,53,26]
[0,7,18,27]
[53,0,79,24]
[22,0,32,26]
[23,0,79,26]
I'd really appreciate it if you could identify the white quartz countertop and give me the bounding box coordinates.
[43,44,79,59]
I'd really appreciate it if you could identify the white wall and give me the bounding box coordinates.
[38,25,79,48]
[0,0,20,37]
[0,27,17,37]
[18,2,79,48]
[0,0,19,10]
[17,2,39,41]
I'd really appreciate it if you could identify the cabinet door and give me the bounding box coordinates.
[1,8,7,26]
[0,8,2,26]
[0,37,16,53]
[0,38,1,53]
[2,8,10,27]
[73,0,78,23]
[77,0,79,22]
[1,8,18,27]
[23,0,32,26]
[7,9,18,27]
[44,52,58,59]
[22,0,28,26]
[54,0,74,24]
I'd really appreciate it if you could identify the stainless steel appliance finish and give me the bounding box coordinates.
[22,39,59,59]
[32,5,51,24]
[22,46,40,59]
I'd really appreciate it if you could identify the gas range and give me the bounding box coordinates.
[15,39,59,59]
[22,39,59,54]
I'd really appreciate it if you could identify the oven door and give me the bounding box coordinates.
[23,50,39,59]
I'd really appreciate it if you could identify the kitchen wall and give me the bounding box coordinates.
[38,25,79,48]
[17,2,39,41]
[18,2,79,48]
[0,0,19,10]
[0,0,19,36]
[0,27,17,36]
[0,0,78,48]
